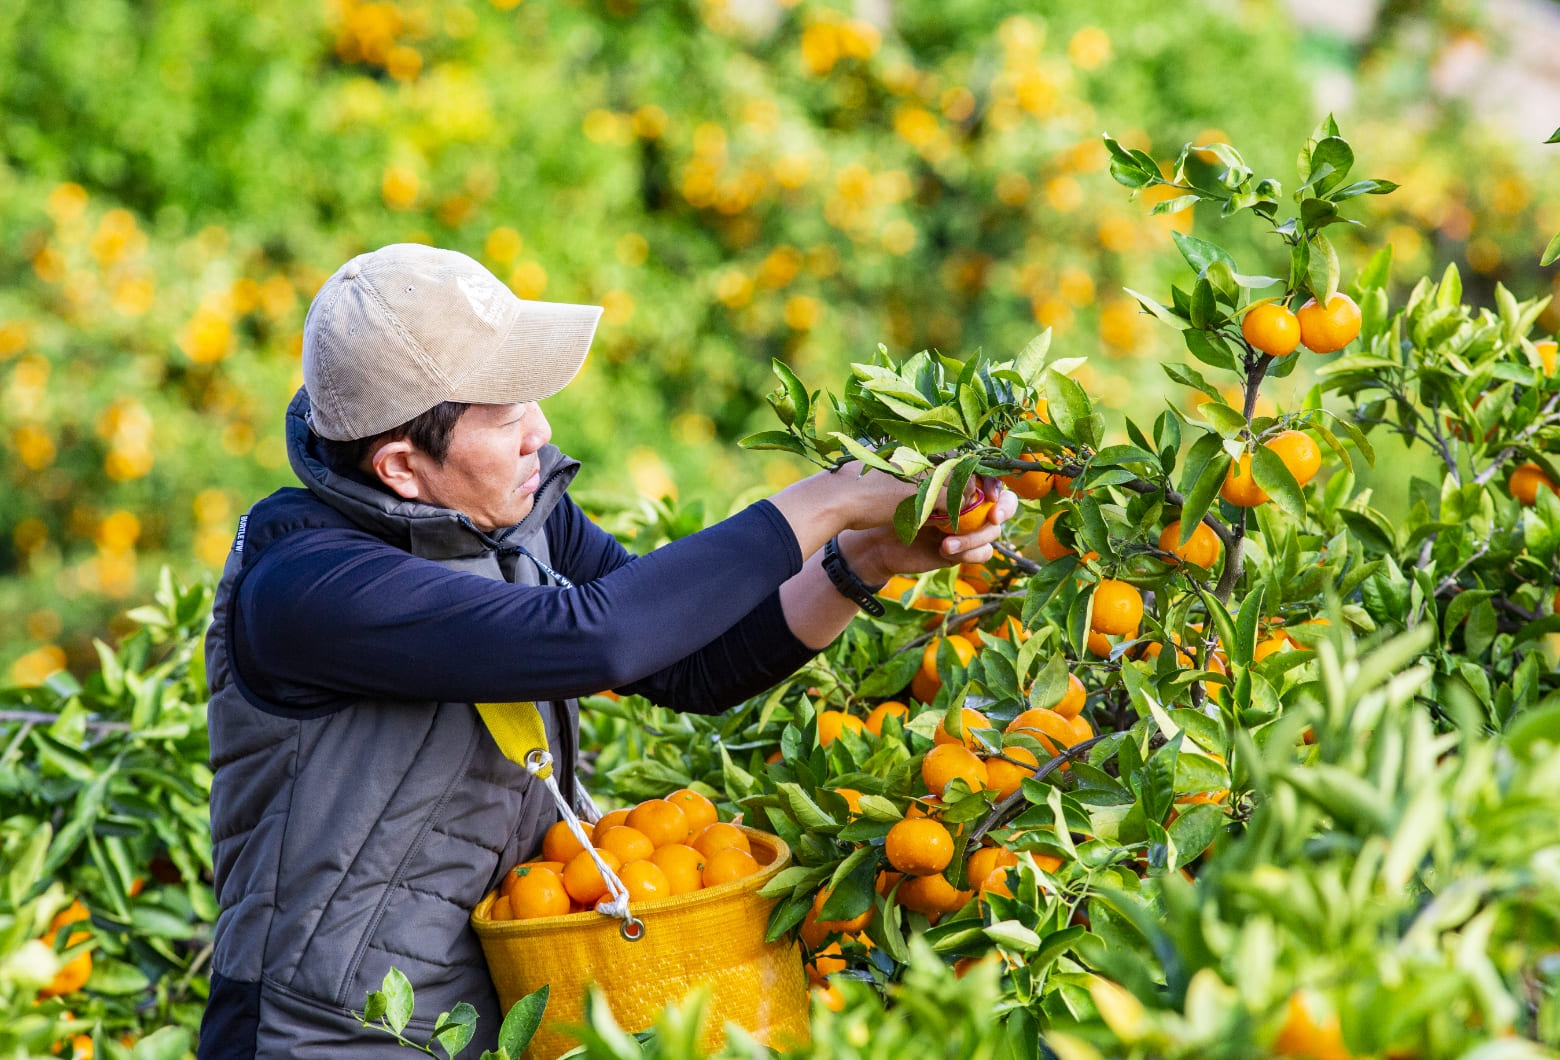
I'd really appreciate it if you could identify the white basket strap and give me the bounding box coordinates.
[523,749,643,941]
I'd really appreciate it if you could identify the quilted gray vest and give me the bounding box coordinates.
[204,389,582,1056]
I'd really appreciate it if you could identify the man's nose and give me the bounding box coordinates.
[522,406,551,453]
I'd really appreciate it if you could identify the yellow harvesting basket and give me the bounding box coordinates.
[470,827,811,1060]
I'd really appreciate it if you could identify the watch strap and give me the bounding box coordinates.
[822,535,887,616]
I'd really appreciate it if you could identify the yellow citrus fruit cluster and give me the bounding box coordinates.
[37,899,93,999]
[486,788,763,921]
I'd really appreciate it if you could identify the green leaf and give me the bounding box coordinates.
[915,460,960,533]
[1170,231,1236,275]
[1044,368,1098,447]
[433,1003,480,1060]
[1181,454,1231,538]
[1167,803,1225,865]
[778,783,838,832]
[1543,231,1560,268]
[363,989,389,1024]
[8,824,51,907]
[1304,137,1354,195]
[382,968,416,1034]
[497,986,550,1058]
[129,1028,192,1060]
[1200,401,1247,438]
[773,359,810,428]
[1250,443,1305,519]
[1185,329,1237,372]
[830,433,902,476]
[1124,287,1188,330]
[1014,331,1052,386]
[985,920,1043,954]
[738,431,809,457]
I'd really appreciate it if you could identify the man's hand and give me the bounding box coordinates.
[839,477,1018,585]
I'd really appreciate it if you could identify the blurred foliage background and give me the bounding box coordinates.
[1,0,1557,681]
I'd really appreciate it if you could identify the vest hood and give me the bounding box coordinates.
[285,387,579,562]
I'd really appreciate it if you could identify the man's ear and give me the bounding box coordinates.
[370,439,422,500]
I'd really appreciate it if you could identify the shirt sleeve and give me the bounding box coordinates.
[235,498,812,711]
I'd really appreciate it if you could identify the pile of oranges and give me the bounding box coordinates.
[486,789,762,922]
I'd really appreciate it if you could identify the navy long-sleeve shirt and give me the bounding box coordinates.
[232,495,817,716]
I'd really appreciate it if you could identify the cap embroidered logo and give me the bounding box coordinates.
[457,273,506,328]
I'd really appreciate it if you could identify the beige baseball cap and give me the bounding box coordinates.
[301,243,602,441]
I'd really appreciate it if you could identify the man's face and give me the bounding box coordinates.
[408,402,553,532]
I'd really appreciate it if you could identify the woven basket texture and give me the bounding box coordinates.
[471,827,811,1059]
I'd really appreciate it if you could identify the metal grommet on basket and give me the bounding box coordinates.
[523,748,550,775]
[619,916,646,942]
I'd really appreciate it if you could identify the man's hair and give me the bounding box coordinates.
[316,400,470,473]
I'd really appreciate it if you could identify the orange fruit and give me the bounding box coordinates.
[692,821,752,859]
[1066,714,1094,745]
[1241,301,1301,357]
[931,703,991,749]
[541,819,594,864]
[626,798,692,847]
[501,860,564,902]
[816,710,865,746]
[1254,633,1290,662]
[959,562,996,593]
[596,825,655,864]
[877,573,917,603]
[876,869,903,896]
[1221,453,1268,507]
[977,867,1014,901]
[1052,673,1087,719]
[562,849,623,906]
[921,742,988,796]
[1032,852,1064,874]
[1296,293,1361,354]
[1267,430,1322,488]
[1537,339,1558,376]
[967,846,1019,884]
[1271,989,1350,1060]
[865,700,910,736]
[800,886,874,947]
[908,577,982,630]
[919,635,977,693]
[617,860,672,902]
[509,865,570,920]
[934,487,996,534]
[1158,520,1221,569]
[985,746,1038,800]
[666,788,719,833]
[806,941,846,983]
[702,847,761,887]
[650,843,707,895]
[489,895,514,921]
[1086,630,1113,657]
[897,872,971,915]
[1006,708,1078,763]
[1036,511,1097,562]
[1005,466,1054,500]
[1510,462,1558,506]
[909,668,940,705]
[594,808,631,833]
[38,900,92,999]
[812,979,846,1011]
[884,817,954,876]
[1089,579,1142,636]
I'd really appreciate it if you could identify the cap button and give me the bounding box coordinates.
[342,260,363,279]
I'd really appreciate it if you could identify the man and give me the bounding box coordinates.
[199,243,1013,1057]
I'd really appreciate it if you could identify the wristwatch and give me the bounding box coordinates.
[822,535,887,616]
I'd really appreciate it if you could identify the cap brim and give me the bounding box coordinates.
[449,300,603,405]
